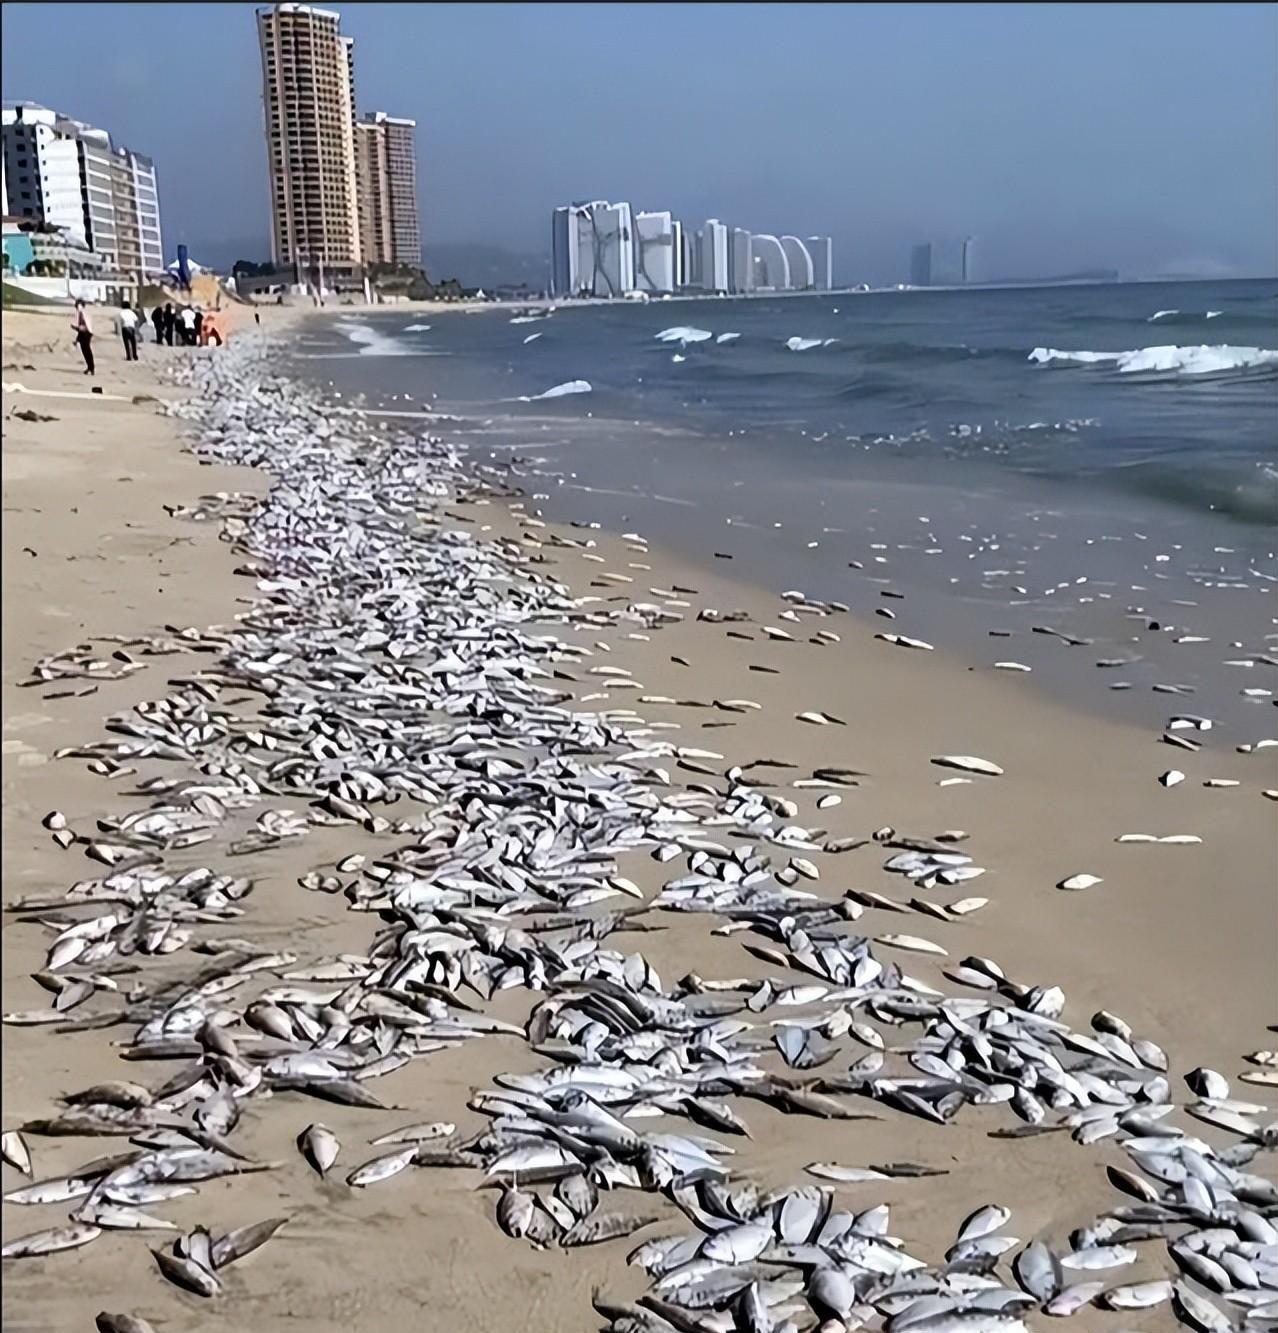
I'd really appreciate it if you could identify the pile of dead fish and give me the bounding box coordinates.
[2,334,1272,1333]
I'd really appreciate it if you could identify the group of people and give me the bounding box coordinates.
[71,299,224,376]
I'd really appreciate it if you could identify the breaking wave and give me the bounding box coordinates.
[1028,344,1278,379]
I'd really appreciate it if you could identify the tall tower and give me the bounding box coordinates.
[256,4,362,278]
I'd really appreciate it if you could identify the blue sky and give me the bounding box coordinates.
[3,2,1275,283]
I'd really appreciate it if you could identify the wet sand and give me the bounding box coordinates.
[2,308,1273,1332]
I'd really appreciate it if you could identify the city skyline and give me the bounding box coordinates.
[552,200,833,297]
[2,3,1275,285]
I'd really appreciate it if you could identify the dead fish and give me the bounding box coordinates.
[1058,873,1103,891]
[96,1316,158,1333]
[1,1129,32,1175]
[957,1204,1011,1243]
[152,1246,220,1297]
[561,1212,659,1247]
[931,755,1003,777]
[346,1146,416,1188]
[298,1123,340,1176]
[1,1222,101,1258]
[370,1121,456,1146]
[209,1215,287,1269]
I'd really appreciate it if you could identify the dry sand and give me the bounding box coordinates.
[2,305,1273,1332]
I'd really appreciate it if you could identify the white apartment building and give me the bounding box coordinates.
[1,104,89,247]
[1,103,163,275]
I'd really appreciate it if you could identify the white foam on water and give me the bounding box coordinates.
[786,336,838,351]
[656,327,713,345]
[716,332,741,344]
[403,323,432,332]
[1028,344,1278,376]
[335,321,423,356]
[1147,310,1179,321]
[523,332,544,344]
[514,379,592,402]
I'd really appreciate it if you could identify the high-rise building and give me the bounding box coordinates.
[256,3,362,278]
[353,120,392,266]
[700,219,729,292]
[807,236,833,291]
[910,242,933,286]
[551,200,636,296]
[1,105,87,247]
[961,235,977,285]
[1,104,164,275]
[634,210,677,293]
[779,236,814,290]
[729,228,753,294]
[354,114,421,267]
[551,205,581,297]
[750,233,789,291]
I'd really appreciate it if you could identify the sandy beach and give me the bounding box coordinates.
[2,304,1274,1333]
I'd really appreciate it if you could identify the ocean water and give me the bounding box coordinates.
[305,278,1277,524]
[294,281,1277,734]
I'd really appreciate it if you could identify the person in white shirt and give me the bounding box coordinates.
[118,301,140,362]
[179,305,197,346]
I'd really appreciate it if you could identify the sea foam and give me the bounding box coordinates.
[1028,345,1278,376]
[656,327,713,345]
[516,380,592,401]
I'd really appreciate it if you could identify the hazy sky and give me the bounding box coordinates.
[3,2,1275,284]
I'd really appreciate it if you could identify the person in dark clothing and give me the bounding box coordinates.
[193,308,204,344]
[71,300,95,375]
[163,303,176,346]
[151,305,165,344]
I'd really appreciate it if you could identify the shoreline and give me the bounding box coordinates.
[2,310,1274,1333]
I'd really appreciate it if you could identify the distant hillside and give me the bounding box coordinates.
[424,243,548,291]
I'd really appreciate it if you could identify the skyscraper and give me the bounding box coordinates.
[729,228,753,294]
[700,219,729,292]
[354,113,421,267]
[807,236,833,291]
[779,236,814,290]
[910,242,933,286]
[256,3,362,278]
[551,205,582,297]
[634,210,677,293]
[961,235,977,285]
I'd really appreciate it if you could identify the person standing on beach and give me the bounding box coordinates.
[70,300,94,376]
[118,301,140,362]
[179,305,197,346]
[150,304,164,344]
[193,307,204,345]
[163,302,176,346]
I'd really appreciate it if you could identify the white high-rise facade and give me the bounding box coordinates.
[808,236,833,290]
[780,236,814,290]
[2,105,90,247]
[1,103,164,274]
[750,234,790,291]
[700,219,728,292]
[634,210,676,293]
